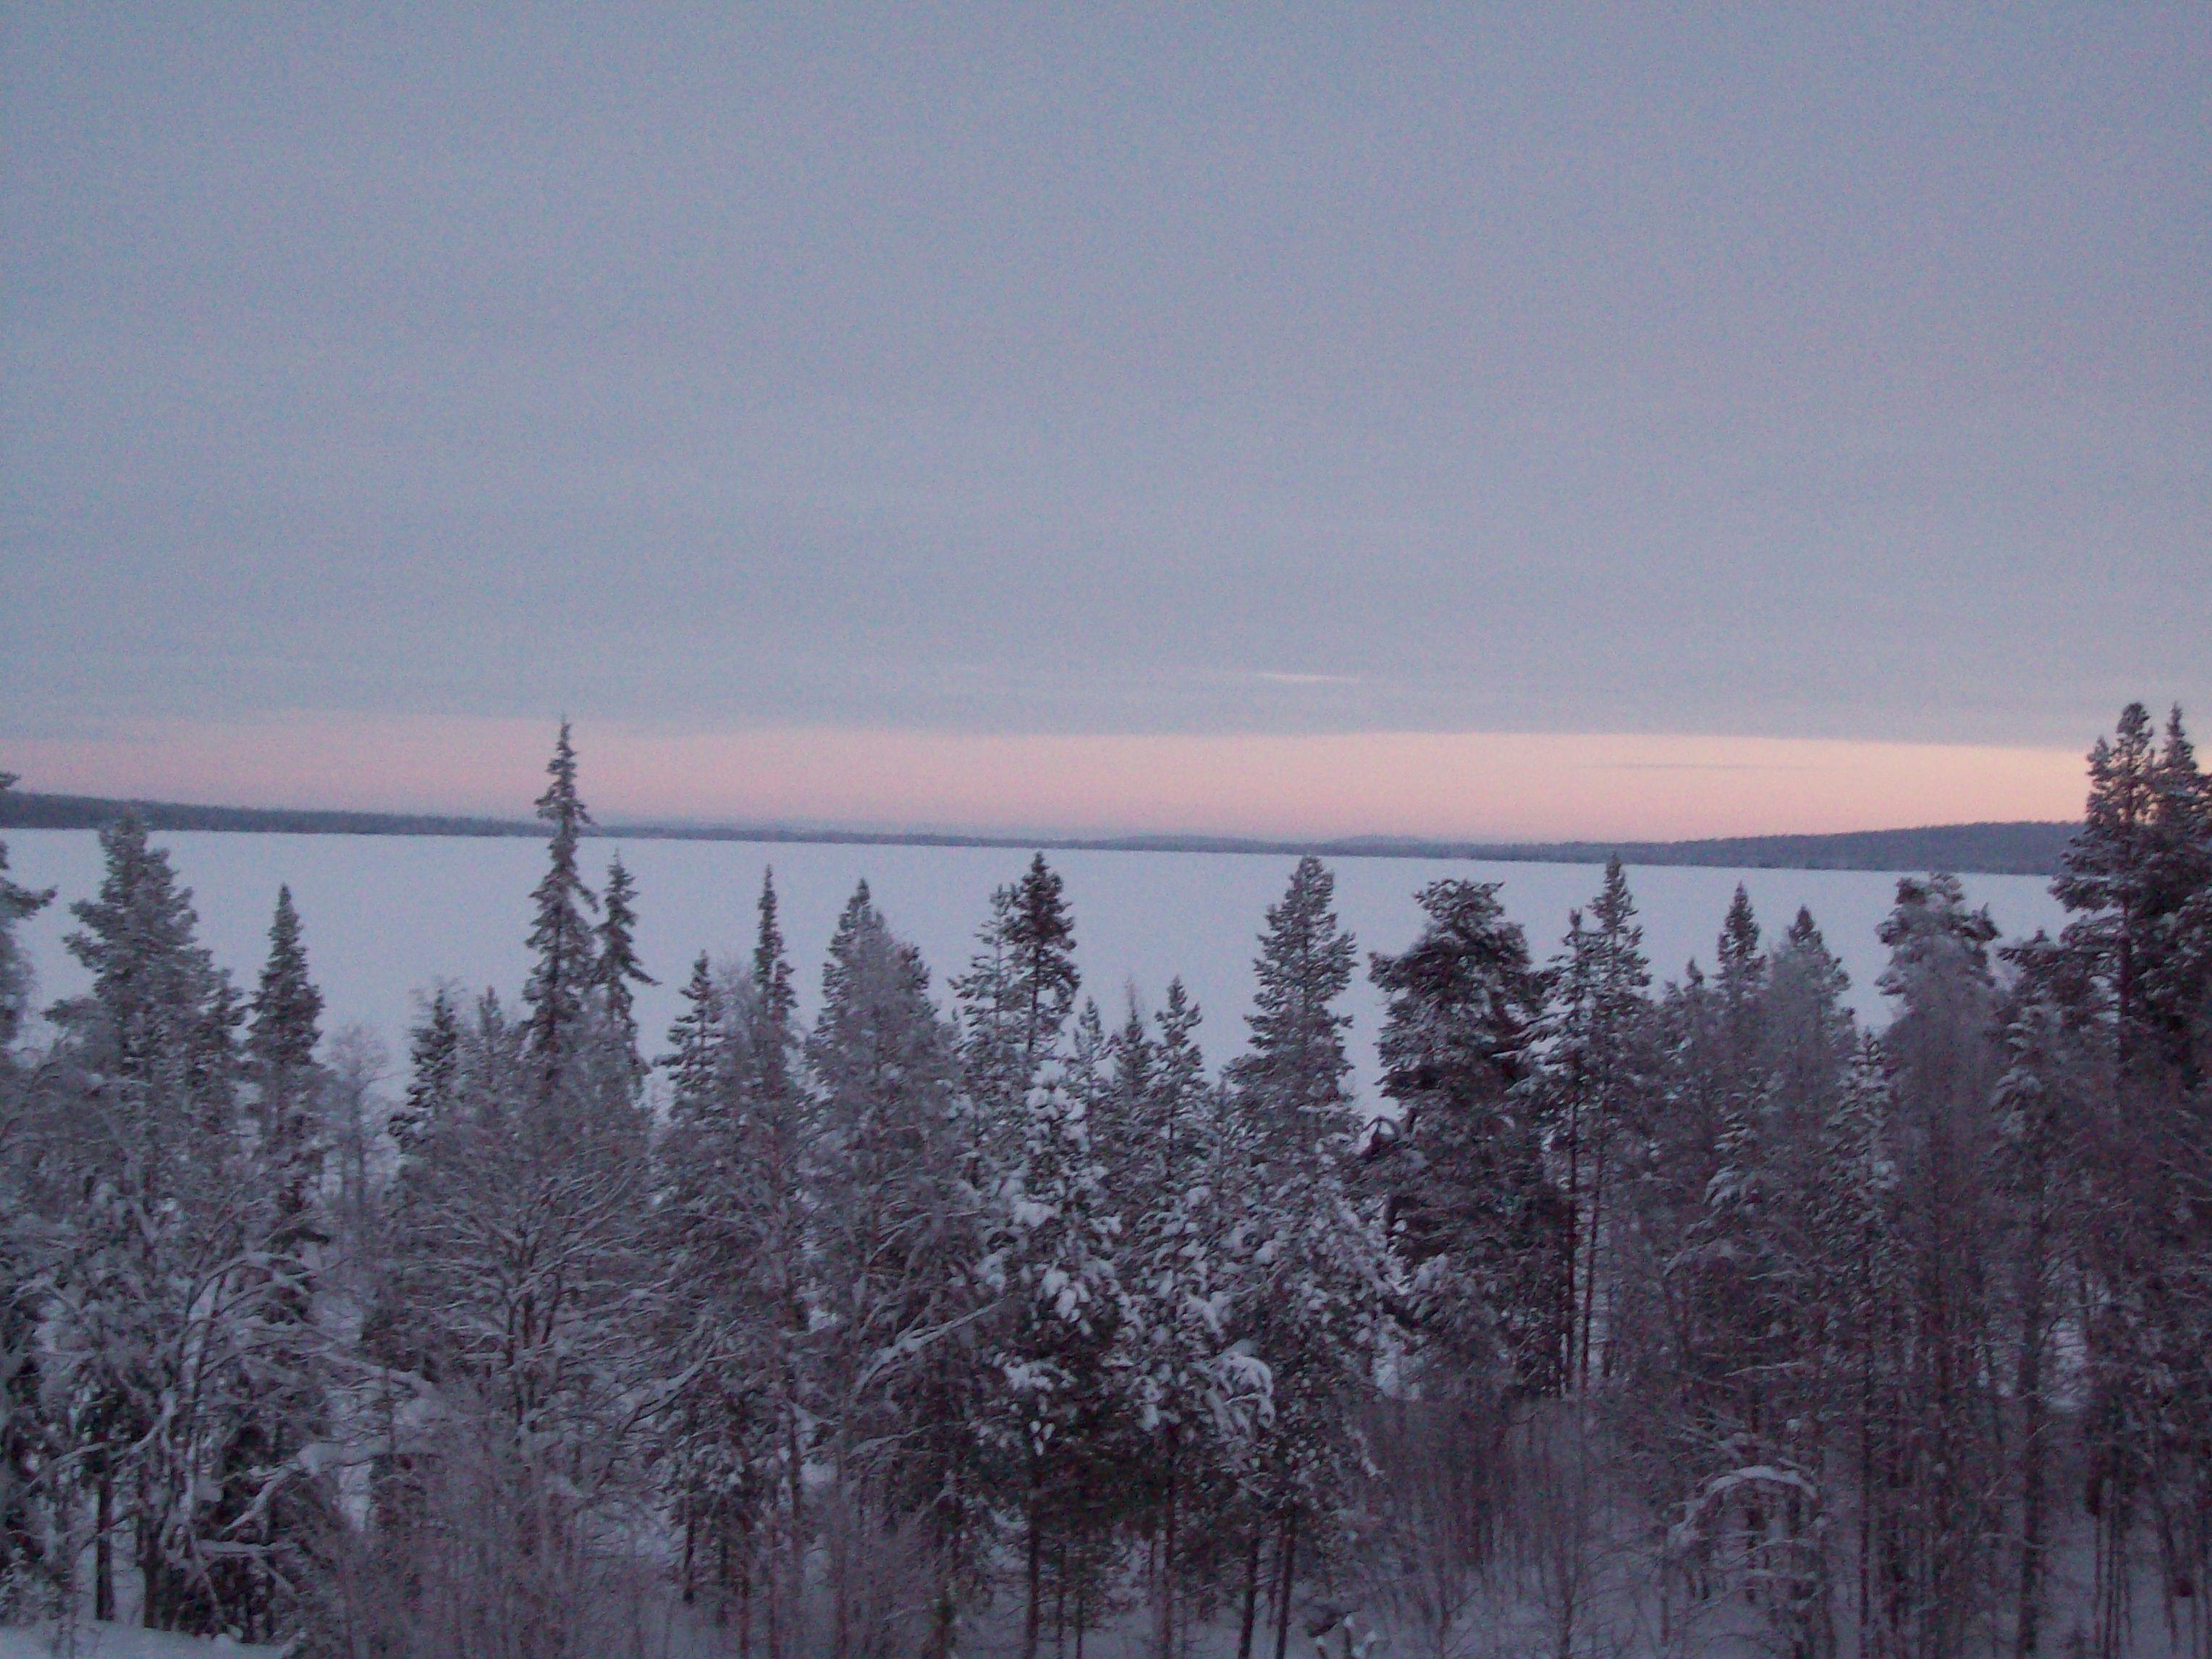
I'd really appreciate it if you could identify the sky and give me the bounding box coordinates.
[4,7,2207,837]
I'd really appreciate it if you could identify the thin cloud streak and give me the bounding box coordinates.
[7,717,2086,843]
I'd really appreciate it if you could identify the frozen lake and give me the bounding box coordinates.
[4,830,2068,1102]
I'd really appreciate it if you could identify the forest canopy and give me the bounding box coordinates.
[0,704,2205,1658]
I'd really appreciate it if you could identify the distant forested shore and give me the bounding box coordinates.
[0,788,2077,876]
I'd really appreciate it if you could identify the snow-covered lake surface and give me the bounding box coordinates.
[5,830,2067,1100]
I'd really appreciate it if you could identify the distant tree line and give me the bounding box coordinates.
[0,789,2079,877]
[0,705,2203,1658]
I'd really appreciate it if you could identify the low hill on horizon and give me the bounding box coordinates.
[0,789,2078,877]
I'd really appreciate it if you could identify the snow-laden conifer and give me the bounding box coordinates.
[524,719,599,1095]
[1370,878,1558,1393]
[1220,858,1383,1659]
[807,881,987,1659]
[588,852,655,1088]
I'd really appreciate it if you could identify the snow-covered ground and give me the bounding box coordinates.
[4,830,2065,1098]
[0,1626,279,1658]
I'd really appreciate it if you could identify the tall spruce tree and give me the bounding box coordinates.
[806,882,987,1659]
[524,719,599,1095]
[589,853,655,1086]
[1223,858,1381,1659]
[1228,856,1358,1157]
[48,814,272,1633]
[248,885,324,1181]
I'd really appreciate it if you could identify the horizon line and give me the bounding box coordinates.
[0,787,2082,878]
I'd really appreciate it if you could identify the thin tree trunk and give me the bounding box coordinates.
[766,1519,783,1659]
[738,1527,752,1659]
[1579,1132,1609,1389]
[1272,1507,1299,1659]
[2016,1200,2051,1659]
[1023,1498,1044,1659]
[94,1473,114,1622]
[1157,1435,1179,1659]
[1237,1524,1263,1659]
[1055,1539,1068,1659]
[1563,1090,1582,1388]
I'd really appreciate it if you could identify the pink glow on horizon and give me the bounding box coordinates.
[7,716,2088,841]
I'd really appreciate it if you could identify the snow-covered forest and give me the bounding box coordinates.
[1,704,2208,1659]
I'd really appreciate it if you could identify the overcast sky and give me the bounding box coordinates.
[4,7,2206,831]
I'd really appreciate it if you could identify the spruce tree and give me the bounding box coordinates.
[1227,855,1358,1155]
[1221,858,1380,1659]
[524,719,599,1095]
[49,814,270,1633]
[661,951,723,1118]
[957,853,1082,1129]
[806,882,986,1658]
[0,773,54,1050]
[249,885,324,1181]
[588,853,655,1086]
[391,986,460,1155]
[215,890,337,1642]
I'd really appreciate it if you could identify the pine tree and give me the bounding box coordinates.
[1539,857,1653,1388]
[2048,707,2212,1650]
[195,887,340,1642]
[1370,877,1558,1393]
[1871,873,2005,1655]
[524,719,599,1096]
[1992,933,2098,1658]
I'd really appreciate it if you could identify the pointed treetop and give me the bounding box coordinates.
[396,986,461,1149]
[1592,855,1640,940]
[1234,855,1359,1134]
[536,717,593,836]
[524,722,600,1086]
[753,867,796,1031]
[661,950,725,1118]
[1719,885,1761,969]
[591,853,656,1076]
[250,883,324,1076]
